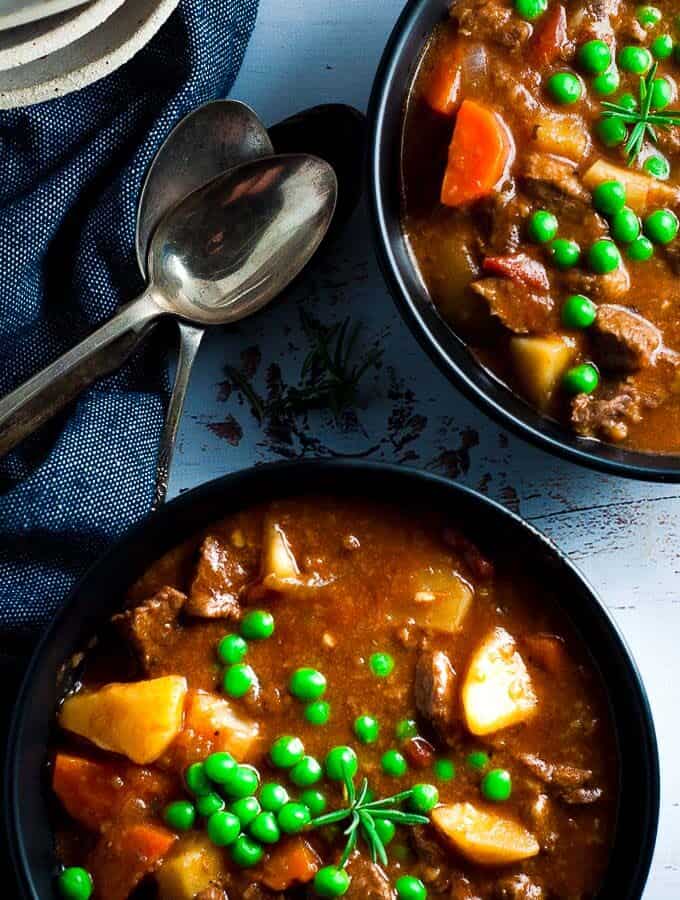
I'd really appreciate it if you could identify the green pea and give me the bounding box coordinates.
[592,180,626,215]
[650,77,673,109]
[290,755,323,787]
[466,751,490,771]
[217,633,248,665]
[289,667,327,701]
[562,363,600,395]
[434,759,456,781]
[597,116,628,147]
[240,609,275,640]
[643,155,671,180]
[300,788,327,816]
[619,45,652,74]
[651,34,674,59]
[546,71,583,105]
[636,5,662,28]
[314,866,351,897]
[207,810,241,846]
[481,768,513,802]
[528,209,558,244]
[588,239,622,274]
[382,749,408,778]
[396,875,427,900]
[592,69,620,96]
[561,294,597,329]
[224,764,260,798]
[277,801,312,834]
[610,207,641,244]
[374,817,396,845]
[354,714,380,744]
[259,782,289,812]
[325,745,358,780]
[185,762,212,796]
[578,39,611,74]
[204,751,237,785]
[229,795,261,826]
[617,92,638,112]
[270,735,305,769]
[305,700,331,725]
[250,811,281,844]
[57,867,93,900]
[223,663,256,698]
[645,208,679,244]
[230,833,265,867]
[409,783,439,813]
[548,238,581,270]
[196,792,225,818]
[369,652,395,677]
[627,235,655,261]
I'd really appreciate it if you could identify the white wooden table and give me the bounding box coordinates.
[169,1,679,894]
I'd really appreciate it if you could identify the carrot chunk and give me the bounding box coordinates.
[257,837,322,891]
[423,37,461,116]
[441,100,514,207]
[90,823,178,900]
[532,3,569,67]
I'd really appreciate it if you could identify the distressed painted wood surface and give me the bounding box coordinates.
[169,0,679,893]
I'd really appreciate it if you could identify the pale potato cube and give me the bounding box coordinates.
[171,689,260,765]
[583,159,680,214]
[412,568,474,633]
[261,518,301,589]
[156,835,225,900]
[462,627,537,735]
[532,113,591,162]
[59,676,187,764]
[510,335,576,409]
[431,803,540,865]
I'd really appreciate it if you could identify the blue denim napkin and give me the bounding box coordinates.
[0,0,258,677]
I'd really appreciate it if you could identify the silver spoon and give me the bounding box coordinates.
[0,154,337,458]
[135,100,273,505]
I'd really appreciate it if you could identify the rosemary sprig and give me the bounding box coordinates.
[308,764,429,868]
[601,63,680,165]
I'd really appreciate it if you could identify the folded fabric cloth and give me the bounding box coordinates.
[0,0,258,765]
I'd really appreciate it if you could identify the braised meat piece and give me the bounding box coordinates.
[571,385,642,442]
[522,153,590,207]
[470,278,555,334]
[343,853,395,899]
[414,650,457,741]
[494,875,545,899]
[452,0,532,49]
[482,254,550,291]
[519,753,602,806]
[196,888,229,900]
[592,305,662,372]
[410,826,454,894]
[564,266,630,302]
[187,535,254,619]
[112,587,186,675]
[559,785,604,805]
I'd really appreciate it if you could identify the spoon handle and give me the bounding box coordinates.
[152,322,205,509]
[0,290,163,458]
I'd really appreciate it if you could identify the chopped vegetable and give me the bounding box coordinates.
[562,363,600,395]
[89,822,177,900]
[462,627,538,735]
[546,72,583,105]
[440,100,514,207]
[156,835,225,900]
[424,36,462,115]
[482,253,550,291]
[258,837,322,891]
[509,335,577,409]
[532,112,591,161]
[59,676,187,765]
[531,3,568,67]
[169,689,260,768]
[523,633,569,675]
[431,802,540,865]
[583,159,680,214]
[411,567,474,633]
[261,518,301,589]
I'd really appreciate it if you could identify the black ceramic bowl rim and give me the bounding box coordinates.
[5,461,659,899]
[367,0,680,482]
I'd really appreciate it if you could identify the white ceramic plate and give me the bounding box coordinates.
[0,0,125,72]
[0,0,90,31]
[0,0,179,108]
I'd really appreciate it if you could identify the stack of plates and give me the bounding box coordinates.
[0,0,179,108]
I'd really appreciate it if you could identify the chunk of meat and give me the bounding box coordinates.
[483,192,533,255]
[564,265,630,302]
[343,853,395,900]
[494,874,545,899]
[531,3,571,66]
[470,278,555,334]
[195,888,229,900]
[522,634,569,676]
[592,305,662,372]
[518,753,602,805]
[482,254,550,292]
[414,650,457,741]
[442,527,494,579]
[188,535,253,619]
[410,826,454,894]
[571,386,642,442]
[559,786,603,804]
[112,587,186,676]
[569,0,621,41]
[453,0,532,50]
[522,153,590,209]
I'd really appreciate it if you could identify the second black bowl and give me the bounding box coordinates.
[367,0,680,481]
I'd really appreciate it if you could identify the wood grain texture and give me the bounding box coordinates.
[168,1,679,893]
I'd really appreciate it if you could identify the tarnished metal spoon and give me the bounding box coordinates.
[0,154,337,458]
[135,100,273,505]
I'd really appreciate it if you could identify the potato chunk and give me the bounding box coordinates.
[431,802,540,865]
[462,627,537,735]
[261,518,301,589]
[510,335,576,409]
[412,568,474,633]
[532,113,591,162]
[59,676,187,764]
[583,159,680,214]
[156,835,225,900]
[168,689,260,767]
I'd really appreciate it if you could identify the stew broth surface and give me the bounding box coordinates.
[51,497,618,900]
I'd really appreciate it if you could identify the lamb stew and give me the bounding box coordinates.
[50,496,617,899]
[401,0,680,451]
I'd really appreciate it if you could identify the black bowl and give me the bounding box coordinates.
[367,0,680,481]
[5,461,659,898]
